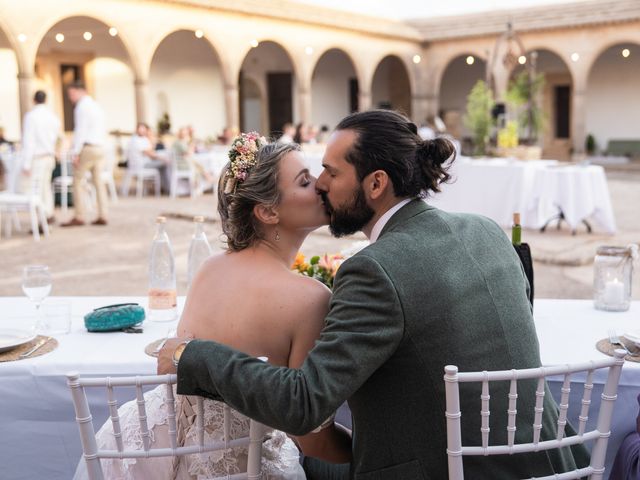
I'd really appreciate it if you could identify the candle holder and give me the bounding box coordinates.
[593,245,637,312]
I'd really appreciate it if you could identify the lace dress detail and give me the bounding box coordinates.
[86,385,305,480]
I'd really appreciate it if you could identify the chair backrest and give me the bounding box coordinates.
[67,372,265,480]
[444,350,626,480]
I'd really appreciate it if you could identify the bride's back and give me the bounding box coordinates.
[179,247,328,368]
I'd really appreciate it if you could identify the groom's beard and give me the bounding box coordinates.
[322,186,375,238]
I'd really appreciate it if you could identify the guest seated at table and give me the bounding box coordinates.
[172,126,215,189]
[278,122,295,143]
[74,137,351,480]
[127,122,169,193]
[609,393,640,479]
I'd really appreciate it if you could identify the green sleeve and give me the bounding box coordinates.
[177,253,403,435]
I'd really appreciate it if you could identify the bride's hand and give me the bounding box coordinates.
[157,336,192,375]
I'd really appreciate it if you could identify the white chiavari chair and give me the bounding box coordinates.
[120,149,161,198]
[444,350,626,480]
[0,158,49,241]
[67,372,265,480]
[169,149,197,199]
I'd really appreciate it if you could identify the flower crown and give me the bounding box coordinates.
[224,131,268,194]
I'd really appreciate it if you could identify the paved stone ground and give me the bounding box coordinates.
[1,165,639,300]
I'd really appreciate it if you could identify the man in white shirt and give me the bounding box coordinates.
[20,90,60,223]
[62,81,109,227]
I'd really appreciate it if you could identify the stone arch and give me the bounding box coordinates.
[586,41,640,155]
[148,29,226,139]
[509,48,574,159]
[370,54,412,117]
[437,53,488,140]
[238,40,298,135]
[310,48,359,130]
[34,15,139,134]
[29,12,140,78]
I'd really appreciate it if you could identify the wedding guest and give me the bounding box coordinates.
[293,122,306,144]
[172,126,214,189]
[19,90,61,223]
[160,109,589,479]
[61,81,109,227]
[0,126,13,149]
[278,123,295,143]
[316,124,330,144]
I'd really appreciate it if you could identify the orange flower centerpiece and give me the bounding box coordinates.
[292,252,344,289]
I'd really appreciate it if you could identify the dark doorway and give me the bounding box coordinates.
[60,64,82,132]
[267,72,292,137]
[349,78,359,112]
[554,85,570,139]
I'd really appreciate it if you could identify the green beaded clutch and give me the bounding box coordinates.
[84,303,145,332]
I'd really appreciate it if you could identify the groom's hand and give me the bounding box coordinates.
[157,337,190,375]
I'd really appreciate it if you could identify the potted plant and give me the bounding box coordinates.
[586,134,597,155]
[464,80,495,156]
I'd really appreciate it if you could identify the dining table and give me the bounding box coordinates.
[0,296,637,479]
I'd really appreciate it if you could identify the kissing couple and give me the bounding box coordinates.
[86,109,589,479]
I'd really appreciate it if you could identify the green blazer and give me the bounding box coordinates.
[177,200,588,479]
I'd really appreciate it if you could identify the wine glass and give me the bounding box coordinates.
[22,265,52,333]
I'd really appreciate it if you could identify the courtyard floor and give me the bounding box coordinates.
[1,165,639,301]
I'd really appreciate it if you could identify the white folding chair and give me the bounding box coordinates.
[67,372,265,480]
[0,159,49,241]
[444,350,626,480]
[52,152,95,216]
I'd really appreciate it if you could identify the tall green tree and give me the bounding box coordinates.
[464,80,495,156]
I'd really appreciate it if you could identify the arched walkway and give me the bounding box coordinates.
[149,30,225,140]
[311,48,357,130]
[586,42,640,154]
[35,16,136,136]
[239,40,296,137]
[438,53,487,140]
[0,27,20,140]
[371,55,411,117]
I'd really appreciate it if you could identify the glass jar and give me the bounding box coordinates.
[593,245,636,312]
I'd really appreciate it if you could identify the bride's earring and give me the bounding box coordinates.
[275,228,280,241]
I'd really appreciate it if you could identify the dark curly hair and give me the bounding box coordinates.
[217,142,301,251]
[335,109,455,198]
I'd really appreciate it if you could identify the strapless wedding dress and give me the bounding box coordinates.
[73,384,306,479]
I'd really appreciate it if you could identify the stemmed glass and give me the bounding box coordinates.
[22,265,52,333]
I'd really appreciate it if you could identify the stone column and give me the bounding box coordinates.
[134,78,149,125]
[17,71,35,126]
[411,94,432,124]
[298,86,311,126]
[571,87,587,159]
[224,83,240,131]
[358,90,372,111]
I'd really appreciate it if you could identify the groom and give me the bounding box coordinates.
[159,110,588,479]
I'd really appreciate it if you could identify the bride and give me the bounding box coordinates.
[76,134,352,479]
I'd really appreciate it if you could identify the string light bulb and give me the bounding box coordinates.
[518,55,527,65]
[195,30,204,38]
[571,52,580,62]
[622,48,630,58]
[466,55,475,65]
[250,39,259,48]
[83,31,93,41]
[55,33,65,43]
[108,27,118,37]
[412,54,421,64]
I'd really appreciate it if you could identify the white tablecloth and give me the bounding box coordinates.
[429,157,616,233]
[0,297,637,479]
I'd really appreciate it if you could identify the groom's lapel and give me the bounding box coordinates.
[378,199,433,239]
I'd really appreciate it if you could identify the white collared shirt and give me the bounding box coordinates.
[72,95,106,154]
[369,198,412,243]
[127,134,153,170]
[21,104,61,170]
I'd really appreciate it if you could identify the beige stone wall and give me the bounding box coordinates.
[0,0,638,158]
